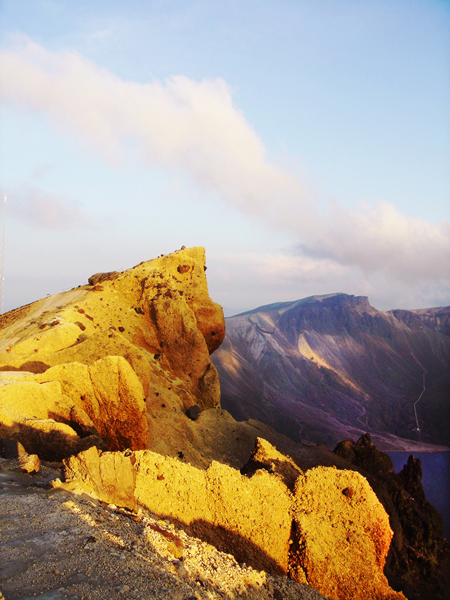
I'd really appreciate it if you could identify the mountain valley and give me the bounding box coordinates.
[212,294,450,450]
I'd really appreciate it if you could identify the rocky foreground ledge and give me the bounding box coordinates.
[0,248,448,600]
[0,457,331,600]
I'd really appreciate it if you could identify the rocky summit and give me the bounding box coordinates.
[212,294,450,450]
[0,246,225,461]
[0,249,449,600]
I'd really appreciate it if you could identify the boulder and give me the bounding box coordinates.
[18,454,40,473]
[61,446,137,511]
[0,362,151,461]
[334,434,450,599]
[290,466,405,599]
[241,436,303,491]
[88,271,120,286]
[0,376,105,460]
[186,405,200,420]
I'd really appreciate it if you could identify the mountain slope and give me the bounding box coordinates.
[212,294,450,449]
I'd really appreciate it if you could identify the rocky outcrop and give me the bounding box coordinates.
[335,434,450,600]
[134,448,293,576]
[290,466,401,600]
[212,294,450,449]
[391,306,450,338]
[59,438,405,600]
[1,249,443,598]
[59,445,137,511]
[0,247,225,460]
[0,372,107,460]
[0,355,147,460]
[240,436,303,491]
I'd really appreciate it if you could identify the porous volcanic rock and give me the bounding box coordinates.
[59,445,137,512]
[241,436,303,491]
[291,466,405,600]
[18,453,40,473]
[59,438,405,600]
[0,247,225,460]
[335,434,450,600]
[134,448,293,576]
[0,372,107,460]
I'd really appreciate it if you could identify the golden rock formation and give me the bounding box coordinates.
[59,438,405,600]
[0,247,224,459]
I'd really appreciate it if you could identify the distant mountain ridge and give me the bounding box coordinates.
[212,293,450,450]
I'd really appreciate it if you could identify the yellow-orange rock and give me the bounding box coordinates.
[60,446,137,511]
[290,466,406,600]
[241,436,303,491]
[0,374,102,459]
[0,247,225,459]
[0,354,149,458]
[134,449,292,575]
[60,438,404,599]
[87,356,148,450]
[18,453,40,473]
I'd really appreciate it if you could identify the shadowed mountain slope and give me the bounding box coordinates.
[212,294,450,450]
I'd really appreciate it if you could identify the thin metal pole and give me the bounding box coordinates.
[0,195,6,315]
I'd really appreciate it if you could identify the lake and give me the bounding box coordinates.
[388,451,450,541]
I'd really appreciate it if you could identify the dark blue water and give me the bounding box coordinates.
[388,451,450,541]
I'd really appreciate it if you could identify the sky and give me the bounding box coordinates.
[0,0,449,315]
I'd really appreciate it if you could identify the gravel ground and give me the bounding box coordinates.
[0,461,330,600]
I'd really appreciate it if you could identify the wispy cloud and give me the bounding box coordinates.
[8,185,91,230]
[207,251,450,311]
[298,200,450,282]
[0,36,448,289]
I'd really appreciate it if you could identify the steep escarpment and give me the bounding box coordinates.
[0,247,225,460]
[212,294,450,449]
[391,306,450,338]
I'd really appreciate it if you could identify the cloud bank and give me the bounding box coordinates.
[1,36,449,288]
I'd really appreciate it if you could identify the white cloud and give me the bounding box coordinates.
[0,36,448,293]
[299,200,450,282]
[8,185,91,230]
[207,251,450,312]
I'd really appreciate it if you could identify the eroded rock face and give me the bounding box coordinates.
[0,373,107,460]
[291,466,403,600]
[335,434,450,600]
[240,436,303,491]
[0,247,225,460]
[61,438,404,600]
[134,448,292,575]
[60,446,137,512]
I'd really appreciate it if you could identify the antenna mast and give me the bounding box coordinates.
[0,195,6,315]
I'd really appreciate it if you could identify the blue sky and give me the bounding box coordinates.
[0,0,449,314]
